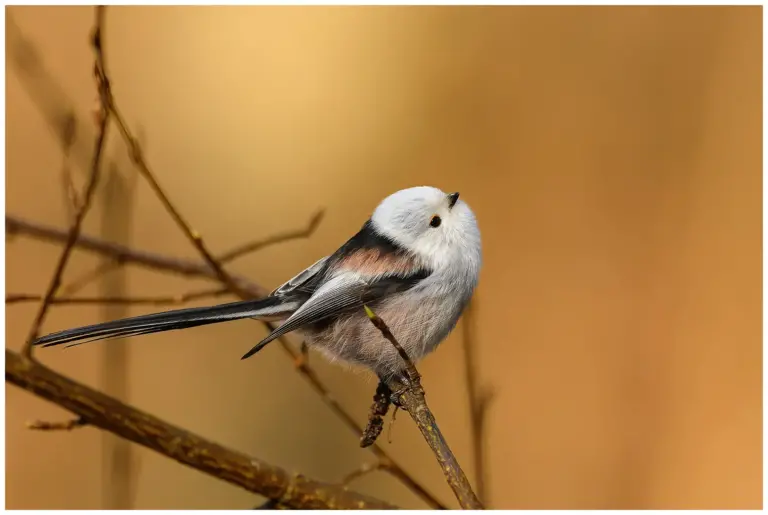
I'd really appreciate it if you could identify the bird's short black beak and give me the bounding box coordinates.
[447,192,460,209]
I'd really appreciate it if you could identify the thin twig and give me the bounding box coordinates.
[364,306,483,510]
[6,216,267,296]
[218,209,325,264]
[21,8,112,359]
[5,349,395,510]
[7,288,229,307]
[363,306,421,384]
[106,109,246,298]
[461,300,493,504]
[59,112,80,220]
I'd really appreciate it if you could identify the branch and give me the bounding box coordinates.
[95,6,246,300]
[364,307,483,510]
[6,215,267,297]
[460,300,493,504]
[5,349,396,510]
[21,7,112,359]
[275,339,445,508]
[218,209,325,265]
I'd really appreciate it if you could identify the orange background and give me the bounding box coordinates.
[5,5,761,509]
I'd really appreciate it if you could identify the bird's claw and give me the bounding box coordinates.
[389,388,407,408]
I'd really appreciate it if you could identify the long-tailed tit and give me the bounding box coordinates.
[33,186,482,382]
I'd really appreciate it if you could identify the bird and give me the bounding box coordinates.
[33,186,482,383]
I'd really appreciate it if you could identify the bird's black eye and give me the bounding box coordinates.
[429,215,442,228]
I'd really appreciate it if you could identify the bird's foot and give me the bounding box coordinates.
[386,372,422,409]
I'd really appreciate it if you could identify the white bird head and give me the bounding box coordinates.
[371,186,482,270]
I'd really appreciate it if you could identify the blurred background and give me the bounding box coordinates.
[5,5,761,510]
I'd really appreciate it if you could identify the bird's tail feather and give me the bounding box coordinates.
[33,296,298,349]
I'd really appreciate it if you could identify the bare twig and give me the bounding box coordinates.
[363,306,421,384]
[364,306,483,510]
[104,106,245,298]
[6,349,395,510]
[6,216,267,296]
[59,112,80,220]
[7,288,229,307]
[218,209,325,264]
[461,300,493,504]
[21,7,112,359]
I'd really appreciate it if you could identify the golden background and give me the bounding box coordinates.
[5,5,761,509]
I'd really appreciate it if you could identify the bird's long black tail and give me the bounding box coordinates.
[33,296,298,349]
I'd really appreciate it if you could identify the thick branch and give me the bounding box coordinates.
[364,307,483,510]
[5,349,395,510]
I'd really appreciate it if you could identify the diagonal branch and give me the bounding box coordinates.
[21,7,112,359]
[364,306,483,510]
[6,215,267,296]
[218,209,325,265]
[5,349,395,510]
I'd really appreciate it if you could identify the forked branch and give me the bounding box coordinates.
[364,306,483,510]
